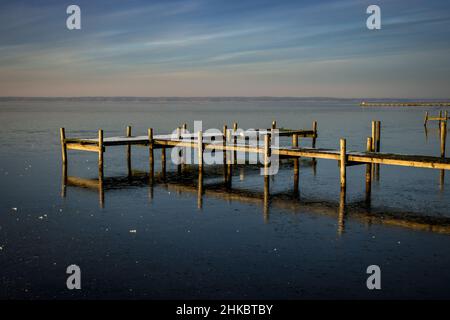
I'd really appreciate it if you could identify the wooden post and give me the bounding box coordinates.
[365,137,372,204]
[371,121,376,151]
[198,131,203,167]
[439,111,443,128]
[264,134,271,175]
[424,112,429,127]
[126,126,132,177]
[271,120,276,130]
[340,138,346,190]
[312,121,317,148]
[98,129,104,179]
[292,133,298,148]
[60,128,67,165]
[176,127,182,172]
[376,121,381,152]
[441,120,447,158]
[222,125,228,183]
[148,128,154,179]
[233,122,238,164]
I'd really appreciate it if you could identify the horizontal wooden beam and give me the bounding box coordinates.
[66,143,100,152]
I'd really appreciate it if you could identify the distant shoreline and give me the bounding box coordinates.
[1,96,450,102]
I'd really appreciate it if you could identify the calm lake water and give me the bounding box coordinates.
[0,98,449,299]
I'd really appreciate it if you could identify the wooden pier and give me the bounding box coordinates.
[361,101,450,107]
[424,110,449,127]
[60,120,450,205]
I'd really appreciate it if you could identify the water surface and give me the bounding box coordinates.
[0,98,449,299]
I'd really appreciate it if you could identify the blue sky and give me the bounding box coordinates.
[0,0,449,97]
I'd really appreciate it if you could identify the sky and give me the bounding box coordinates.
[0,0,449,98]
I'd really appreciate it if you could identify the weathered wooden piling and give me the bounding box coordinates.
[424,112,429,127]
[60,128,67,165]
[376,121,381,152]
[98,129,104,178]
[272,120,277,130]
[312,121,317,148]
[340,138,346,190]
[441,120,447,158]
[264,134,271,175]
[148,128,154,178]
[233,122,238,164]
[198,131,203,168]
[126,126,132,177]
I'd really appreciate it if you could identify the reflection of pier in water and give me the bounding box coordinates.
[61,161,450,235]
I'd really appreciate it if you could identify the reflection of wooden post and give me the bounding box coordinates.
[126,126,132,177]
[424,112,429,127]
[263,175,269,222]
[338,188,346,235]
[198,131,203,168]
[340,138,346,191]
[441,120,447,157]
[61,164,67,198]
[312,121,317,148]
[99,178,105,209]
[197,167,203,209]
[161,146,166,179]
[292,133,299,195]
[60,128,67,165]
[227,162,232,188]
[365,137,372,205]
[98,129,104,179]
[440,169,445,192]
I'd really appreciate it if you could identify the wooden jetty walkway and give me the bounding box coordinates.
[60,120,450,202]
[424,110,449,127]
[361,101,450,107]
